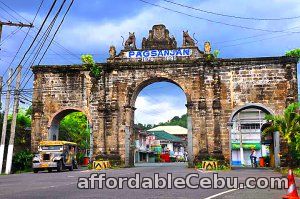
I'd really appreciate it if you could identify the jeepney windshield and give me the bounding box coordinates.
[40,145,63,151]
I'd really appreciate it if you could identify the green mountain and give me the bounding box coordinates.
[135,113,187,131]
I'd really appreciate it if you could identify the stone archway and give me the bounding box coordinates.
[126,77,192,166]
[227,103,280,167]
[31,24,298,166]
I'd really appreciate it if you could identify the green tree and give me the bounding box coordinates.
[263,102,300,166]
[285,48,300,62]
[2,108,32,151]
[155,114,187,128]
[81,54,102,77]
[59,112,90,151]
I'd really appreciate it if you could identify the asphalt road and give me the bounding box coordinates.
[0,163,293,199]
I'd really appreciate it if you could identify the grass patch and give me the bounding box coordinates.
[277,168,300,177]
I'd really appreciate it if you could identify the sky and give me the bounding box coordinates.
[0,0,299,124]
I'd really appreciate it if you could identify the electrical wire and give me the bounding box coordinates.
[0,27,21,46]
[20,0,67,85]
[0,0,80,61]
[2,0,58,88]
[21,0,74,90]
[138,0,300,34]
[162,0,300,21]
[0,0,43,86]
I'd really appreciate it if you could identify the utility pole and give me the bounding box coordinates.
[5,66,21,174]
[0,69,11,174]
[0,21,33,41]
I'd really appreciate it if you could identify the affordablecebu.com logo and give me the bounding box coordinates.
[77,173,288,190]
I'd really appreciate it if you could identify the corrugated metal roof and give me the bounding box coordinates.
[148,125,187,135]
[147,131,183,142]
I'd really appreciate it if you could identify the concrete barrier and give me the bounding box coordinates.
[93,161,111,170]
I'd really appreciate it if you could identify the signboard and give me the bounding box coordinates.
[124,49,192,61]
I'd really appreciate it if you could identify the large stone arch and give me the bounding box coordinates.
[125,77,193,165]
[129,77,191,107]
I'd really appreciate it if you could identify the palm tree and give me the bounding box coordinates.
[263,102,300,167]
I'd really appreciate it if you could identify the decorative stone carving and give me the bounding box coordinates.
[109,45,116,58]
[182,30,196,47]
[204,41,211,54]
[142,24,177,50]
[122,32,136,50]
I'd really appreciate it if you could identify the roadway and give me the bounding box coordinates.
[0,163,291,199]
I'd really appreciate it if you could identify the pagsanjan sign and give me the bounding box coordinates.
[125,49,192,59]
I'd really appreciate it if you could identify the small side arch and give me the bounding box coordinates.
[228,103,275,125]
[47,107,92,140]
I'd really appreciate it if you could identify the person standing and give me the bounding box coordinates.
[250,149,257,168]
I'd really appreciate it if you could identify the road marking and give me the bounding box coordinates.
[203,188,239,199]
[67,176,74,178]
[80,170,92,173]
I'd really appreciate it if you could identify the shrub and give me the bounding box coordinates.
[12,150,34,173]
[81,54,102,77]
[285,48,300,62]
[77,152,85,165]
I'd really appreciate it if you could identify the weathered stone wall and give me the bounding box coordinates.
[31,56,298,165]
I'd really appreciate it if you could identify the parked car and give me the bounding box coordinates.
[32,141,78,173]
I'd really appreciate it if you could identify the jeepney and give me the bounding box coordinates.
[32,141,78,173]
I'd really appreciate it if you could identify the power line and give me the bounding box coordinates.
[21,0,75,90]
[2,0,58,88]
[0,27,21,46]
[162,0,300,21]
[0,0,42,78]
[220,31,298,48]
[38,0,74,66]
[0,0,80,61]
[21,0,67,85]
[138,0,300,34]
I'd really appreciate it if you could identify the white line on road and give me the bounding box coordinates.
[203,188,239,199]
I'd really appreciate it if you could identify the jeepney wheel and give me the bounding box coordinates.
[33,169,39,173]
[57,161,63,172]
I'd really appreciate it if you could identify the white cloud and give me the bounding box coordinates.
[134,95,186,125]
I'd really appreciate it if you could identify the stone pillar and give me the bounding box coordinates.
[123,105,135,167]
[187,116,194,166]
[31,113,42,152]
[124,126,130,167]
[198,97,209,158]
[211,61,224,160]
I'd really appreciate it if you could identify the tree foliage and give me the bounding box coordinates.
[157,114,187,128]
[59,112,90,151]
[135,113,188,131]
[263,102,300,166]
[81,54,102,77]
[285,48,300,62]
